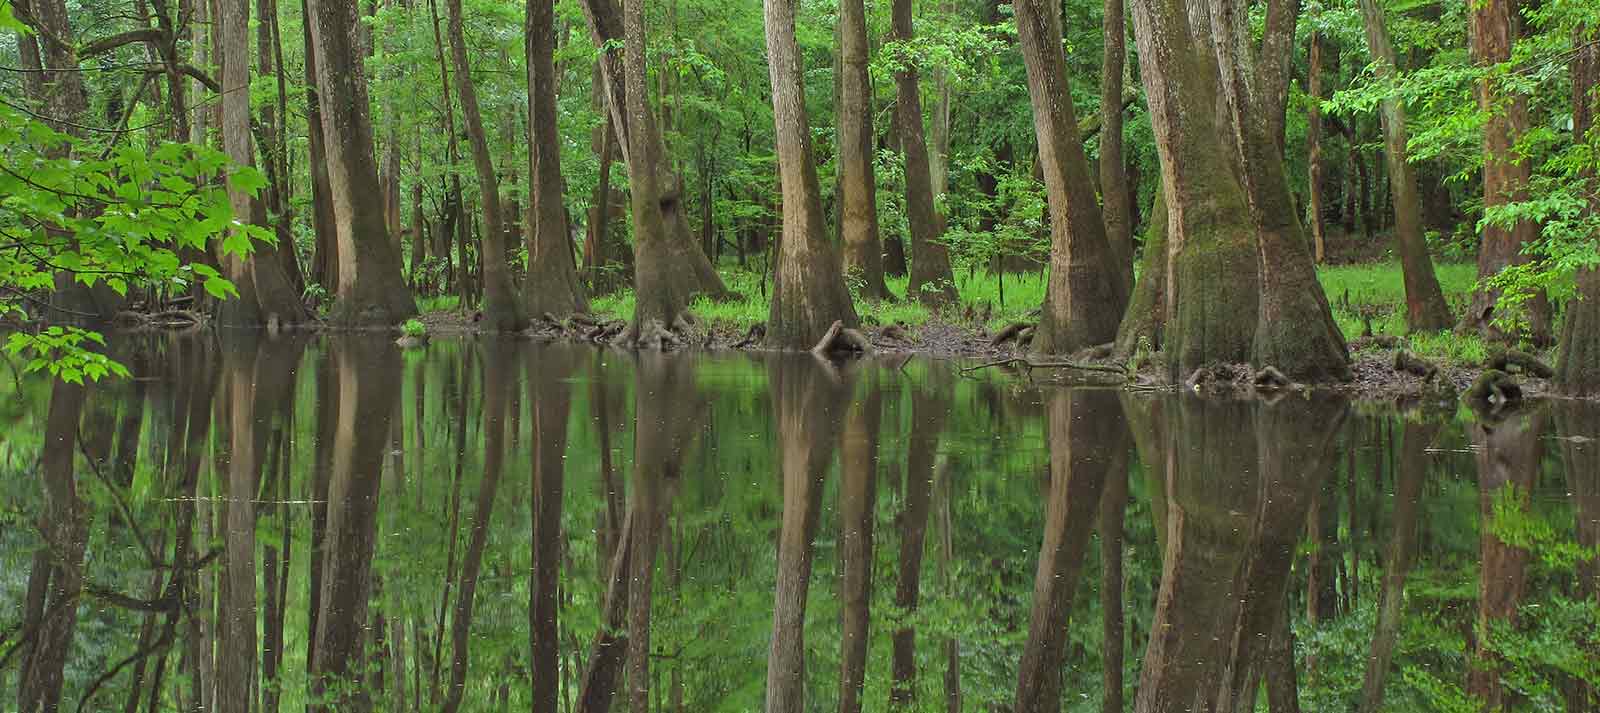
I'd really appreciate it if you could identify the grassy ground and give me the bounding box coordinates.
[435,259,1509,366]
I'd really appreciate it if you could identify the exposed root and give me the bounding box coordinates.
[1393,351,1440,381]
[635,319,682,351]
[1486,349,1554,379]
[988,321,1034,348]
[811,320,872,358]
[113,309,207,330]
[1467,369,1523,407]
[1252,366,1295,391]
[732,323,766,349]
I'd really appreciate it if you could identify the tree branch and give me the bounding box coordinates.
[79,28,168,58]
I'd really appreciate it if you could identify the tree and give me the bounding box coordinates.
[890,0,959,305]
[1356,0,1453,331]
[837,0,889,301]
[1462,0,1553,343]
[218,0,310,327]
[445,0,527,331]
[762,0,859,349]
[1099,0,1134,285]
[1557,31,1600,395]
[306,0,418,325]
[1015,0,1130,355]
[525,0,589,318]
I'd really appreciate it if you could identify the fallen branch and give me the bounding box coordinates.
[959,356,1127,377]
[811,320,872,357]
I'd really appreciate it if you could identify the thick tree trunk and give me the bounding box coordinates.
[837,0,889,301]
[1461,0,1553,343]
[306,0,417,325]
[763,0,859,349]
[1557,35,1600,395]
[1357,419,1441,713]
[1114,188,1167,356]
[1015,0,1130,355]
[302,0,339,293]
[891,0,958,305]
[1013,390,1123,712]
[837,385,882,713]
[1466,406,1544,712]
[1357,0,1453,331]
[525,0,589,317]
[764,356,850,713]
[445,0,527,330]
[1100,0,1134,284]
[1128,0,1260,378]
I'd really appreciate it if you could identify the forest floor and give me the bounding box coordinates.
[418,259,1561,401]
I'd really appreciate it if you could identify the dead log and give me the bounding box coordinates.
[1393,351,1440,381]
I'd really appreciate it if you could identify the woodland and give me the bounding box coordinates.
[0,0,1597,390]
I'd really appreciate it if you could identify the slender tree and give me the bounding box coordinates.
[890,0,959,305]
[525,0,589,317]
[1015,0,1130,354]
[763,0,859,348]
[1307,33,1327,264]
[837,0,889,301]
[1100,0,1134,284]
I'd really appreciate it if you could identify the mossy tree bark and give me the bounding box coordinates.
[1357,0,1453,332]
[762,0,859,349]
[1205,0,1350,382]
[1557,36,1600,395]
[445,0,527,331]
[838,0,889,301]
[1129,0,1259,377]
[524,0,589,318]
[1099,0,1135,285]
[1015,0,1130,355]
[1461,0,1553,344]
[890,0,959,306]
[306,0,417,326]
[1114,188,1167,356]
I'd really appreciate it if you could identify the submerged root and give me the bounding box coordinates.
[811,320,872,358]
[1486,349,1554,379]
[989,321,1034,348]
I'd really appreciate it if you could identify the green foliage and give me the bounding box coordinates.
[401,318,428,337]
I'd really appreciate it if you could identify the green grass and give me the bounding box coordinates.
[1318,261,1497,364]
[416,294,462,314]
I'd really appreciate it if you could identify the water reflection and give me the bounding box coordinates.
[1,336,1596,712]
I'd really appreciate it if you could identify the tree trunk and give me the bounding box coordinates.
[891,0,958,305]
[1099,0,1134,284]
[837,0,889,301]
[1466,406,1544,712]
[1100,454,1130,713]
[1357,0,1453,331]
[1128,0,1260,379]
[1013,390,1123,713]
[1016,0,1131,355]
[837,384,882,713]
[525,0,589,317]
[764,356,850,713]
[444,0,526,330]
[529,349,576,713]
[1461,0,1553,344]
[307,0,417,325]
[219,0,309,327]
[763,0,859,348]
[309,338,402,713]
[891,381,948,707]
[1557,34,1600,395]
[1357,419,1441,713]
[1307,34,1327,264]
[1114,188,1167,356]
[302,0,339,294]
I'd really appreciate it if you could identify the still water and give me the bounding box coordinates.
[1,334,1596,712]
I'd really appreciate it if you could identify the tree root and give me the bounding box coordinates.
[1486,349,1554,379]
[1393,351,1440,381]
[1252,366,1295,390]
[635,319,683,351]
[811,320,872,358]
[112,309,206,330]
[1467,369,1523,406]
[732,323,766,349]
[960,356,1128,378]
[988,321,1034,348]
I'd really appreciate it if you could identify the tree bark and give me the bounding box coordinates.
[764,355,850,713]
[302,0,339,294]
[1100,0,1134,285]
[1357,0,1453,331]
[1557,34,1600,395]
[1114,188,1167,356]
[1015,0,1130,355]
[525,0,590,317]
[837,0,889,301]
[307,0,418,325]
[1461,0,1553,344]
[890,0,959,305]
[763,0,860,349]
[837,383,881,713]
[529,349,576,713]
[1307,34,1327,263]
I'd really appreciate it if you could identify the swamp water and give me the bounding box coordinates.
[1,334,1596,712]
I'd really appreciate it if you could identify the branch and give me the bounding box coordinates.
[79,28,167,58]
[959,356,1129,377]
[177,63,219,93]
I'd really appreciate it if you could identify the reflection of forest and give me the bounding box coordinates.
[0,336,1595,713]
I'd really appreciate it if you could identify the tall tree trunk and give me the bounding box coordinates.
[444,0,527,330]
[307,0,418,325]
[1016,0,1130,355]
[763,0,860,348]
[1114,188,1167,356]
[1557,33,1600,395]
[1099,0,1134,284]
[1357,0,1453,331]
[525,0,590,317]
[1357,419,1441,713]
[1307,33,1327,264]
[764,356,850,713]
[1100,454,1130,713]
[890,0,959,305]
[1013,390,1123,713]
[1461,0,1553,343]
[837,0,888,301]
[837,384,882,713]
[529,350,576,713]
[302,0,339,294]
[219,0,310,327]
[1128,0,1260,378]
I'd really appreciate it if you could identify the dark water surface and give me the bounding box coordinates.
[2,334,1597,712]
